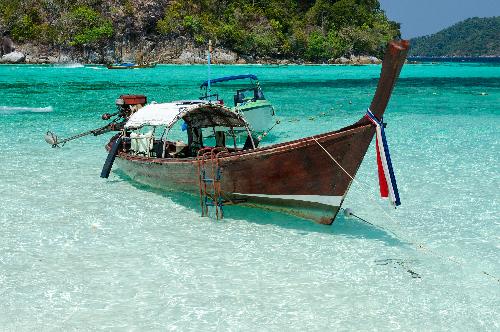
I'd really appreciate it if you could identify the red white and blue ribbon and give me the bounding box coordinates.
[365,109,401,207]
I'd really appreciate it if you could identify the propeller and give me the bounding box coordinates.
[44,131,59,148]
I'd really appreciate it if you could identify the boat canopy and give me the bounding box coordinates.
[125,102,248,129]
[125,102,185,128]
[181,103,248,128]
[200,74,258,88]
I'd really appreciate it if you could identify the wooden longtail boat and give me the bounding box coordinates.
[106,40,409,224]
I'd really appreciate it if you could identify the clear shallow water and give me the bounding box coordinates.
[0,62,499,330]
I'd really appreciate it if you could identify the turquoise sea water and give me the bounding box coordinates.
[0,62,499,330]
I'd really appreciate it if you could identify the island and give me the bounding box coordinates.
[0,0,400,64]
[409,16,500,58]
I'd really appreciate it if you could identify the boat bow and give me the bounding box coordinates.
[357,40,409,125]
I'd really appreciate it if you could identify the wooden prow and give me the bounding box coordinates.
[358,40,409,124]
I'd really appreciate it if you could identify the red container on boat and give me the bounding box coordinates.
[120,95,147,105]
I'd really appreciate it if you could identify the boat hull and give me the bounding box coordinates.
[236,99,276,133]
[114,124,375,224]
[107,40,409,224]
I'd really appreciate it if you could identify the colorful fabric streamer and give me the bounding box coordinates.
[365,109,401,207]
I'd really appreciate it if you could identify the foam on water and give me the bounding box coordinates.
[0,62,498,330]
[0,105,53,113]
[54,63,85,68]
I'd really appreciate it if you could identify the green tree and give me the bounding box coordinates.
[1,0,401,61]
[66,5,113,46]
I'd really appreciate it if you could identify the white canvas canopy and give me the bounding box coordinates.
[125,101,249,130]
[125,102,193,129]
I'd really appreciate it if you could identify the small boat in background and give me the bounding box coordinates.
[199,74,279,135]
[107,62,157,69]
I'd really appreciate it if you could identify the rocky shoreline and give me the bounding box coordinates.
[1,39,382,65]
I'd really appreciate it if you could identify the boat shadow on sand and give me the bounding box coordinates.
[112,170,404,247]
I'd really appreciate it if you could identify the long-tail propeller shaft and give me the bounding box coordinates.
[44,122,119,148]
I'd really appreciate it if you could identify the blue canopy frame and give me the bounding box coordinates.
[200,74,258,88]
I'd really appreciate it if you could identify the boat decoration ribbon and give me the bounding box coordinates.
[365,109,401,207]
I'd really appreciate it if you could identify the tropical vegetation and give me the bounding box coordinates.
[0,0,400,61]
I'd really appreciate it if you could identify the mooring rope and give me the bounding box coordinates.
[312,137,500,284]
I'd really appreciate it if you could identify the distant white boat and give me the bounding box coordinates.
[199,74,278,135]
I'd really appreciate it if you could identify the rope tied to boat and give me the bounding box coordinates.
[365,109,401,207]
[312,138,500,284]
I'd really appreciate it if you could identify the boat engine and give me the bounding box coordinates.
[102,94,147,121]
[45,95,148,148]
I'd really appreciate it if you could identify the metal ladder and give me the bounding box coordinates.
[197,147,228,220]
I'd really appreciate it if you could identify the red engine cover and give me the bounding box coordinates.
[120,95,147,105]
